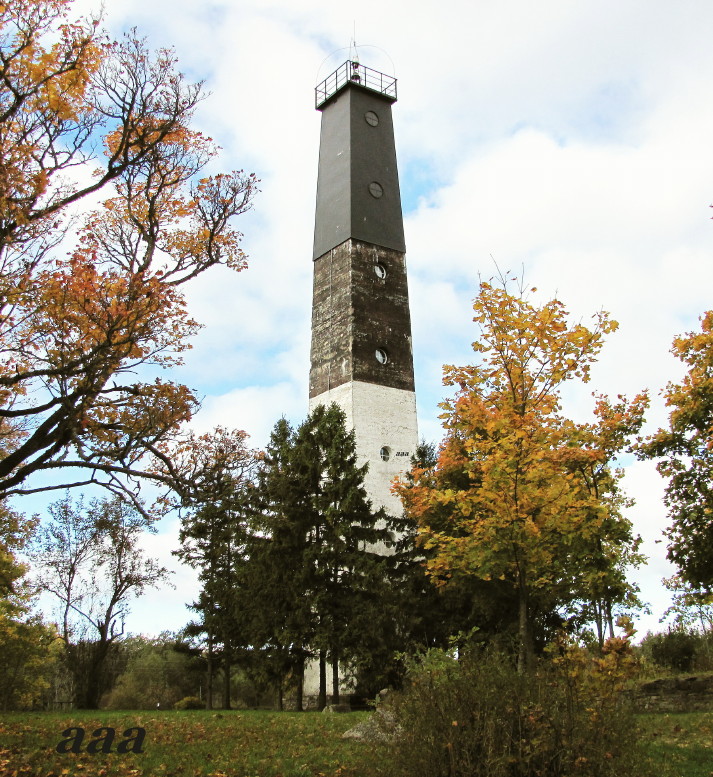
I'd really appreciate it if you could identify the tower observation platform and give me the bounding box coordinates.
[315,61,397,108]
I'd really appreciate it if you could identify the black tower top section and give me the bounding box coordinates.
[312,62,405,260]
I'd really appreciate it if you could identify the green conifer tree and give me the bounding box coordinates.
[174,428,257,709]
[252,405,396,708]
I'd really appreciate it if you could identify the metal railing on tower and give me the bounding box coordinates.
[315,61,397,108]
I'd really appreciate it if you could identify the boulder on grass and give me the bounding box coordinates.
[342,709,399,743]
[322,703,352,713]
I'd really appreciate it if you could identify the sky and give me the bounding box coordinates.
[36,0,713,639]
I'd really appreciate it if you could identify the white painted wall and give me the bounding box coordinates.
[309,380,418,517]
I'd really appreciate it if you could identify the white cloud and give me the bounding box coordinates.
[128,515,199,637]
[192,383,307,448]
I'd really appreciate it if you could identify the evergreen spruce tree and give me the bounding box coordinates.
[252,405,397,708]
[178,497,253,709]
[244,418,316,710]
[304,404,395,704]
[174,430,257,710]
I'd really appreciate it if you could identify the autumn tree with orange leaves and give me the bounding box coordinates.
[0,0,257,503]
[641,311,713,590]
[560,393,648,647]
[396,280,647,670]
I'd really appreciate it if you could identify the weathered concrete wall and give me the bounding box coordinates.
[631,675,713,712]
[304,381,417,701]
[309,238,415,398]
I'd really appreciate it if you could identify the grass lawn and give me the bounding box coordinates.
[0,710,390,777]
[637,712,713,777]
[0,709,711,777]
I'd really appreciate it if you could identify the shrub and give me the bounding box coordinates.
[378,625,646,777]
[174,696,204,710]
[639,630,699,672]
[102,636,204,709]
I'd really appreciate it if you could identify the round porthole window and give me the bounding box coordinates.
[368,181,383,199]
[365,110,379,127]
[380,446,391,462]
[374,263,386,279]
[375,348,388,364]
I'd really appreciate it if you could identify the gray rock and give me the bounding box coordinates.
[632,673,713,712]
[341,709,399,742]
[322,703,352,713]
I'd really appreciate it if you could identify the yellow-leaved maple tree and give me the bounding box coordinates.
[396,279,647,669]
[641,310,713,589]
[0,0,257,502]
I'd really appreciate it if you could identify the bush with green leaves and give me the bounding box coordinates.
[102,635,204,710]
[378,625,646,777]
[638,629,713,673]
[174,696,204,710]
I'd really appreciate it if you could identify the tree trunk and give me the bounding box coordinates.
[594,599,605,651]
[318,650,327,710]
[205,635,214,710]
[72,639,111,709]
[517,571,532,673]
[605,599,615,639]
[331,652,340,705]
[84,651,104,709]
[295,653,304,712]
[276,676,284,711]
[222,654,231,710]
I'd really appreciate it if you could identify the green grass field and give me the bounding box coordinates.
[637,712,713,777]
[0,709,710,777]
[0,710,389,777]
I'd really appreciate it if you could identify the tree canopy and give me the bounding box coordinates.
[396,279,646,668]
[31,493,170,707]
[0,0,257,503]
[249,405,396,707]
[174,427,259,709]
[0,500,57,710]
[641,310,713,589]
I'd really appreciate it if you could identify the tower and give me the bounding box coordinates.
[309,60,418,518]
